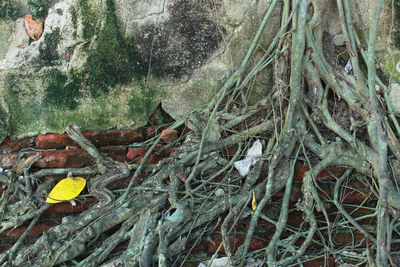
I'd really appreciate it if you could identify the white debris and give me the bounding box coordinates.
[198,257,230,267]
[69,199,77,207]
[344,60,352,75]
[214,188,224,197]
[234,140,263,176]
[198,256,263,267]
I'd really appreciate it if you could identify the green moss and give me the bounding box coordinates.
[85,0,144,96]
[128,81,160,118]
[27,0,50,18]
[0,0,162,138]
[393,0,400,49]
[381,51,400,84]
[69,6,78,39]
[2,73,44,135]
[0,0,18,20]
[43,70,81,109]
[78,0,98,40]
[39,28,61,65]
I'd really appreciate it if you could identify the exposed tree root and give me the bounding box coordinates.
[1,0,400,266]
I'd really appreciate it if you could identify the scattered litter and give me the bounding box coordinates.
[214,188,224,197]
[198,257,230,267]
[344,60,352,75]
[167,208,184,223]
[163,212,171,220]
[69,199,77,207]
[198,256,263,267]
[234,140,263,176]
[246,257,264,267]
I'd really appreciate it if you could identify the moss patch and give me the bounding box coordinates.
[39,28,61,65]
[27,0,51,18]
[380,49,400,84]
[2,72,45,136]
[0,0,18,20]
[43,69,81,110]
[128,81,161,119]
[85,0,144,96]
[393,0,400,49]
[0,0,162,138]
[78,0,98,40]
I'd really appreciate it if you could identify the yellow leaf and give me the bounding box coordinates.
[46,177,86,204]
[252,190,257,211]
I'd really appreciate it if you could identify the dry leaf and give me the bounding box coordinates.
[252,191,257,211]
[46,177,86,203]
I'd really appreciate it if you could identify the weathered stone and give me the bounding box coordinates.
[160,128,178,144]
[0,0,160,141]
[388,83,400,114]
[114,0,280,118]
[0,0,280,142]
[348,1,400,83]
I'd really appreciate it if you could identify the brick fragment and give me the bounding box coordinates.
[0,221,58,238]
[35,134,73,149]
[33,150,94,169]
[83,129,144,147]
[293,164,347,181]
[0,136,35,152]
[160,128,178,144]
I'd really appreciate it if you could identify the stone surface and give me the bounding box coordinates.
[0,0,280,141]
[388,83,400,114]
[0,0,160,141]
[113,0,280,118]
[160,128,178,144]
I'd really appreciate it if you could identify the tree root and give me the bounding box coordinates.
[1,0,400,266]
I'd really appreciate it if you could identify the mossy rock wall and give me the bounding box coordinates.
[0,0,282,142]
[0,0,160,141]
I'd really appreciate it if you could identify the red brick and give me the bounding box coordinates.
[143,127,157,138]
[45,200,93,214]
[83,129,144,147]
[35,129,144,150]
[340,182,375,203]
[0,221,58,238]
[294,164,347,181]
[301,257,335,267]
[333,232,370,246]
[33,150,94,169]
[273,187,302,203]
[160,128,178,144]
[99,146,127,162]
[0,136,35,152]
[35,133,73,149]
[126,147,150,162]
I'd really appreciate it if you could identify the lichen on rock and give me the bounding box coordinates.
[0,0,160,142]
[0,0,281,142]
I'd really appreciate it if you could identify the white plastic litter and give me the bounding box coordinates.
[214,188,225,197]
[198,257,230,267]
[198,256,263,267]
[344,60,352,75]
[234,140,263,176]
